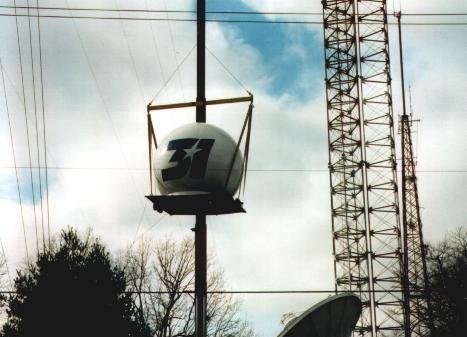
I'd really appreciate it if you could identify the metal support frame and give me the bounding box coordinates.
[147,96,252,111]
[322,1,405,336]
[397,12,432,337]
[146,94,253,200]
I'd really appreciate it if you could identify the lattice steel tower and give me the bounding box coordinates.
[322,1,405,336]
[396,12,431,337]
[400,111,431,337]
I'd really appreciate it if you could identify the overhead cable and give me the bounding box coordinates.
[0,13,466,26]
[1,5,467,16]
[0,58,30,263]
[144,0,168,102]
[0,166,464,174]
[206,46,250,94]
[149,43,196,104]
[163,0,186,100]
[26,0,46,251]
[0,289,409,294]
[13,0,39,257]
[114,0,146,103]
[36,0,51,248]
[64,0,145,224]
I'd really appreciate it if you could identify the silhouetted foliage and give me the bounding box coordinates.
[0,228,151,337]
[424,228,467,337]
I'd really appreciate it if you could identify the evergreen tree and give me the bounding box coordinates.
[1,228,151,337]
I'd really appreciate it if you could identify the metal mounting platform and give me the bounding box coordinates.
[146,192,245,215]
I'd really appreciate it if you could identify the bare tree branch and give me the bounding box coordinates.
[123,236,255,337]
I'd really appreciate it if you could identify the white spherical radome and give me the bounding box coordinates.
[154,123,243,196]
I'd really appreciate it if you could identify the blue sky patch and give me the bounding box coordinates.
[206,0,324,103]
[0,169,56,205]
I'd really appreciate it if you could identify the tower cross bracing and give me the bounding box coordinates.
[400,114,431,337]
[322,1,405,336]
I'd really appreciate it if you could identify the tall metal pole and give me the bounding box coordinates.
[397,12,408,119]
[195,214,207,337]
[196,0,206,122]
[396,11,411,337]
[195,1,207,337]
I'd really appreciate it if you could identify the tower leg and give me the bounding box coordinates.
[195,214,207,337]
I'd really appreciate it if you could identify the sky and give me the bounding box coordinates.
[0,0,466,336]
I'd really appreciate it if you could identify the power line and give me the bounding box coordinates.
[1,13,466,26]
[0,289,408,294]
[149,43,196,104]
[26,0,46,252]
[0,57,93,230]
[0,58,30,263]
[1,5,467,17]
[113,0,146,103]
[131,199,148,246]
[125,289,407,294]
[64,0,147,227]
[206,45,250,94]
[0,57,94,230]
[144,0,168,102]
[13,0,39,258]
[0,166,464,173]
[163,0,186,101]
[110,4,160,241]
[130,212,167,250]
[36,0,51,249]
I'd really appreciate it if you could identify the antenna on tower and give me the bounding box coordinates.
[397,12,432,337]
[409,85,414,121]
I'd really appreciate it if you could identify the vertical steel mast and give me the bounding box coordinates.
[396,12,431,337]
[147,2,251,337]
[322,1,405,336]
[195,1,207,337]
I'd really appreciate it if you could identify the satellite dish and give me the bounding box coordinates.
[276,294,362,337]
[154,123,243,196]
